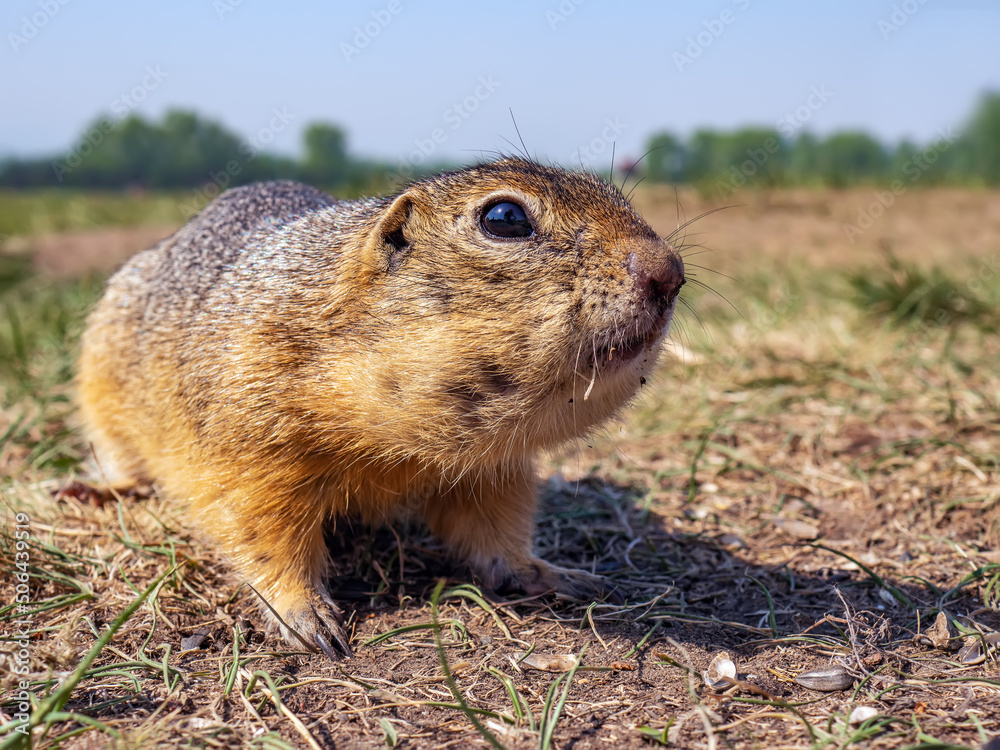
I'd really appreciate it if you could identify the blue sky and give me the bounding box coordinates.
[3,0,999,167]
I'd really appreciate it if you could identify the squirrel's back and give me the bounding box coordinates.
[120,181,337,322]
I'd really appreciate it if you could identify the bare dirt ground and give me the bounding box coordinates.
[1,186,999,749]
[9,225,178,278]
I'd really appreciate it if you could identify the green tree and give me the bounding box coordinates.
[644,131,687,182]
[718,127,788,187]
[890,139,919,175]
[962,91,1000,184]
[814,132,889,186]
[302,123,349,186]
[789,132,820,184]
[685,129,727,183]
[46,110,248,188]
[152,110,245,186]
[86,114,162,186]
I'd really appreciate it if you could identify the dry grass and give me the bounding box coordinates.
[2,186,999,749]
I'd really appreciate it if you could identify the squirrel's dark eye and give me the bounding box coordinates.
[481,201,533,239]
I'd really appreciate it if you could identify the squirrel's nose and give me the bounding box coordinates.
[627,240,685,308]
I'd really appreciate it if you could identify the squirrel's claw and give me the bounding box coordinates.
[308,603,353,660]
[315,632,348,661]
[271,590,353,659]
[317,621,353,660]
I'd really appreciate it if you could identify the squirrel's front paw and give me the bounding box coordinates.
[261,587,352,659]
[488,557,623,603]
[547,563,624,603]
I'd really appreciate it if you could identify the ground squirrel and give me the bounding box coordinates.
[77,157,685,657]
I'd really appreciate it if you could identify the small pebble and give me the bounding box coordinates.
[958,636,985,665]
[795,664,854,692]
[920,611,955,650]
[773,517,819,540]
[703,651,737,688]
[718,533,746,549]
[180,631,208,651]
[878,588,897,606]
[848,706,880,724]
[519,653,578,672]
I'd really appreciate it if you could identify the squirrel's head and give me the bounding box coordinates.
[326,158,685,466]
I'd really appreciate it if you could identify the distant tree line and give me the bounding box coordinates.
[1,92,998,193]
[0,110,394,192]
[644,92,1000,195]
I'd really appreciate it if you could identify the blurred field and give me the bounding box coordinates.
[1,185,999,749]
[0,189,195,239]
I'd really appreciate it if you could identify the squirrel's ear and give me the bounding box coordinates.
[365,194,413,274]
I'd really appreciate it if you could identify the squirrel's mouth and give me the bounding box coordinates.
[591,315,670,368]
